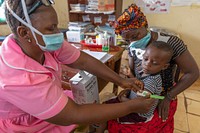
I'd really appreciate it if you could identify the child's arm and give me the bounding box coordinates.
[141,76,164,99]
[118,79,144,102]
[117,89,152,103]
[137,90,164,100]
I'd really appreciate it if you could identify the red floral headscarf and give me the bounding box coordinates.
[114,4,148,35]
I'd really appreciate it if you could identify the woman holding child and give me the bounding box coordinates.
[107,3,199,133]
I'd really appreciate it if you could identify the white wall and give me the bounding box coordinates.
[1,0,200,68]
[123,2,200,68]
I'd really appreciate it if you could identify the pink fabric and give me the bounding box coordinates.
[0,35,80,132]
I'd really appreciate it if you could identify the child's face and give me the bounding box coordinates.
[141,45,169,74]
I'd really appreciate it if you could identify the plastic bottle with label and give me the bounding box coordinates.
[98,34,103,45]
[102,31,110,52]
[95,35,99,45]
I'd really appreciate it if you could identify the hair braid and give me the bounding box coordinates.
[5,0,24,35]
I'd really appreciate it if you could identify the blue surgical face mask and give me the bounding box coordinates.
[6,0,64,52]
[36,32,64,51]
[129,32,151,49]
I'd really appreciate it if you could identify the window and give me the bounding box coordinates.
[0,0,6,23]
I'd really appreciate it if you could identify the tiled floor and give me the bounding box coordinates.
[174,78,200,133]
[75,51,200,133]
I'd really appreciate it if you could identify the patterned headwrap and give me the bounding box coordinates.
[114,4,148,35]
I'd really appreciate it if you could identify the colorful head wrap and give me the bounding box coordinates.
[114,4,148,35]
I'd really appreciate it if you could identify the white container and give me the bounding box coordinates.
[98,34,103,45]
[66,31,84,43]
[69,71,99,104]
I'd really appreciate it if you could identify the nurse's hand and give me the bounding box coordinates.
[130,96,155,113]
[118,89,154,113]
[120,77,144,92]
[117,89,131,102]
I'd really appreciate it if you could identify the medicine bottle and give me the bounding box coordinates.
[102,31,109,52]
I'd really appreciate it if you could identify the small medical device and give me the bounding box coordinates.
[136,91,165,100]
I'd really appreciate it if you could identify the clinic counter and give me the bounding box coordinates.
[61,44,125,95]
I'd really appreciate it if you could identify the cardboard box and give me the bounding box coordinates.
[69,71,99,104]
[66,31,84,43]
[98,0,114,11]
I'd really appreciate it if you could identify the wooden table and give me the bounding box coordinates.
[61,44,124,95]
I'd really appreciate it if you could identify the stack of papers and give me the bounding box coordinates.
[68,21,94,32]
[82,50,113,63]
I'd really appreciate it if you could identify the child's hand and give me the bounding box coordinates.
[117,90,131,102]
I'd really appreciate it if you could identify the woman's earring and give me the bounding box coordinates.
[28,38,31,43]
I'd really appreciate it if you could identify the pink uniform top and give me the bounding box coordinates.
[0,35,80,133]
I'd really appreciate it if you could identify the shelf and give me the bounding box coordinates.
[67,0,122,23]
[69,10,115,15]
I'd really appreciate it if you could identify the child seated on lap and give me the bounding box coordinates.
[96,41,173,132]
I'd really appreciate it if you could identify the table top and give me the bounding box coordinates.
[72,43,124,61]
[62,43,125,90]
